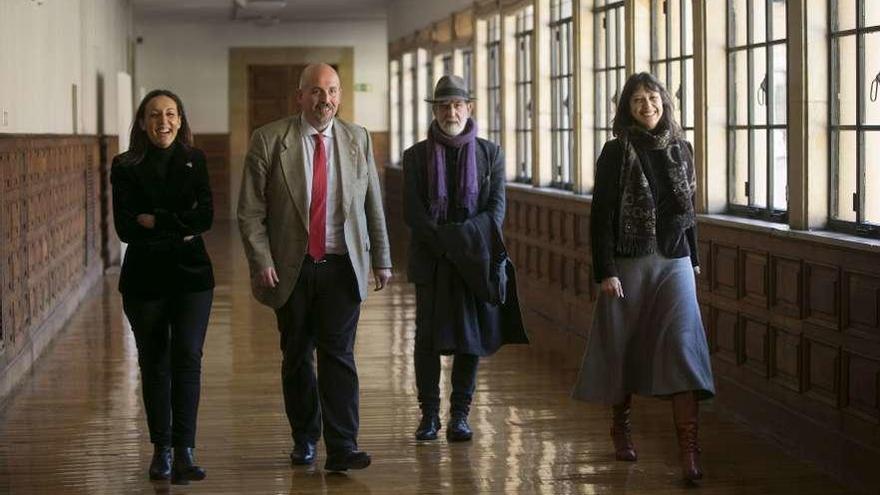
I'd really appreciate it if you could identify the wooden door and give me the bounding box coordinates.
[247,64,306,135]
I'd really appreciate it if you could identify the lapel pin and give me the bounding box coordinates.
[185,162,193,168]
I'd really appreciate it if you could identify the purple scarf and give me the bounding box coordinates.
[426,118,479,222]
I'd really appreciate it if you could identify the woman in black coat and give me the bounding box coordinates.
[111,89,213,485]
[572,73,715,482]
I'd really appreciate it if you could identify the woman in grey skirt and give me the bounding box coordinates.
[572,72,715,481]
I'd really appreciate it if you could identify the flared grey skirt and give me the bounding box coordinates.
[572,254,715,405]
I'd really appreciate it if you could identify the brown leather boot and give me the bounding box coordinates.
[611,394,637,461]
[672,392,703,481]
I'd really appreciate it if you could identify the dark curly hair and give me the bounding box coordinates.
[612,72,681,139]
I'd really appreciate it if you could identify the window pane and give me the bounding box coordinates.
[733,50,749,125]
[772,44,787,124]
[752,47,767,126]
[753,128,768,207]
[771,0,786,41]
[773,129,787,210]
[835,130,858,221]
[865,32,880,125]
[669,0,681,56]
[833,0,856,31]
[669,59,683,125]
[866,131,880,223]
[731,0,749,46]
[684,0,694,56]
[751,0,767,44]
[684,58,695,129]
[835,35,857,125]
[731,129,750,205]
[866,0,880,28]
[653,0,667,60]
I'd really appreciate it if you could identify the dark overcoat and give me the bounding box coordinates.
[402,137,528,356]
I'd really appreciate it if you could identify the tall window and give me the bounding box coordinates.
[550,0,575,189]
[410,50,420,148]
[830,0,880,236]
[439,53,454,76]
[390,59,401,164]
[402,52,415,152]
[424,50,434,133]
[486,15,502,144]
[727,0,788,220]
[594,1,625,161]
[416,48,430,140]
[515,6,534,182]
[461,48,474,94]
[651,0,694,143]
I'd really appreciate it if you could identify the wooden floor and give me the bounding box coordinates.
[0,222,853,494]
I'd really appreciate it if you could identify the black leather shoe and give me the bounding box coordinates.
[446,415,473,442]
[290,442,317,465]
[415,414,441,441]
[324,450,371,472]
[171,447,206,485]
[148,445,172,481]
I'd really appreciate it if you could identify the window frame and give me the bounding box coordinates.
[828,0,880,238]
[593,1,626,167]
[549,0,576,190]
[725,0,789,222]
[650,0,695,143]
[514,5,535,184]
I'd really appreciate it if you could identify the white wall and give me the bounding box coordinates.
[386,0,475,41]
[0,0,133,135]
[134,19,389,133]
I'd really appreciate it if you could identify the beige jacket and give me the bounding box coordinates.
[237,116,392,308]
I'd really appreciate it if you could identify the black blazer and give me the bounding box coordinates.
[402,137,506,284]
[111,144,214,299]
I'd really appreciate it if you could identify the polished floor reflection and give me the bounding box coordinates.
[0,222,851,494]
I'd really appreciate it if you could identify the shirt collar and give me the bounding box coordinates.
[301,114,334,139]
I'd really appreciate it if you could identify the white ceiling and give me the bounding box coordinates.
[132,0,391,23]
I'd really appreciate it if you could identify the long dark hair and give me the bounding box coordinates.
[121,89,193,165]
[612,72,681,139]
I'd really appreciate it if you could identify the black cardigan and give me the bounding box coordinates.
[591,138,699,283]
[111,143,214,299]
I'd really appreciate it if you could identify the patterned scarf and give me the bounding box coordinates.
[426,118,479,222]
[616,126,696,256]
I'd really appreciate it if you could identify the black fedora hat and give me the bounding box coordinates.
[425,75,475,103]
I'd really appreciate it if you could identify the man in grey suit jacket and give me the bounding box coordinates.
[238,63,391,472]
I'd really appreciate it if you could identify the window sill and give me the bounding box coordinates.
[699,214,880,254]
[506,182,591,203]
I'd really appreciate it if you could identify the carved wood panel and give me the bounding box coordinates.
[804,262,840,329]
[771,327,802,392]
[740,249,769,309]
[714,308,739,364]
[0,135,101,357]
[771,256,803,318]
[842,352,880,423]
[804,337,841,407]
[712,243,738,299]
[842,270,880,340]
[742,315,769,377]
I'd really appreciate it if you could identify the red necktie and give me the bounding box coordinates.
[308,133,327,261]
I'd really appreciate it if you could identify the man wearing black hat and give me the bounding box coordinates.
[402,75,528,442]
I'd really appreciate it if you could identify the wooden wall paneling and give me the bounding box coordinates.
[697,239,711,293]
[740,249,770,309]
[770,255,803,319]
[194,133,231,221]
[712,243,738,299]
[842,270,880,341]
[741,314,770,377]
[713,307,740,365]
[842,351,880,423]
[804,336,842,407]
[770,326,803,392]
[804,261,840,329]
[99,136,120,268]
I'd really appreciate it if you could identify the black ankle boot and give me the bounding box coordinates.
[446,414,473,442]
[171,447,206,485]
[415,413,441,440]
[148,445,172,480]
